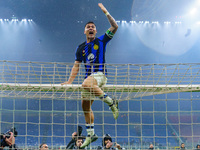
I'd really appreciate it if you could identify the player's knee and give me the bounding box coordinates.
[82,82,87,88]
[82,82,92,89]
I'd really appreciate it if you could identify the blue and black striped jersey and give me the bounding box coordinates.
[75,32,112,78]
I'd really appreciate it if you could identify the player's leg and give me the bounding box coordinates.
[82,99,94,134]
[80,98,98,148]
[81,73,119,148]
[81,76,99,148]
[82,75,103,96]
[82,73,119,119]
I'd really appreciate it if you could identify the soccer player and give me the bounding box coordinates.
[62,3,119,148]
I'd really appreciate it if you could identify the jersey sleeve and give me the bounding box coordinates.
[98,29,115,43]
[75,46,82,62]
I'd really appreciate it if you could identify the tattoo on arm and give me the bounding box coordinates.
[106,14,118,34]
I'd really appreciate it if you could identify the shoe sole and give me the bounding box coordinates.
[112,99,119,119]
[80,135,98,148]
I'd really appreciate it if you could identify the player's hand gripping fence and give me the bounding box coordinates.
[0,60,200,100]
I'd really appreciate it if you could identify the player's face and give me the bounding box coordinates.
[84,23,97,40]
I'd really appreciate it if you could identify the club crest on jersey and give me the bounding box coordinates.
[93,44,99,50]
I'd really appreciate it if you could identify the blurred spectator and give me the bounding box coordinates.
[180,143,186,150]
[39,143,49,150]
[148,144,154,150]
[0,132,17,150]
[97,134,125,150]
[196,144,200,150]
[66,126,85,149]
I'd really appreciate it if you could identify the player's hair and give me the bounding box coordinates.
[85,21,96,28]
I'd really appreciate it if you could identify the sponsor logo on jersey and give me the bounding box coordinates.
[87,53,96,62]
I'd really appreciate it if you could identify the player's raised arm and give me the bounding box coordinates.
[98,3,118,34]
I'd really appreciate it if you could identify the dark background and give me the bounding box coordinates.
[0,0,200,64]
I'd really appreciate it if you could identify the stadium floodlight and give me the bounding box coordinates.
[175,21,182,24]
[116,20,120,24]
[0,19,2,22]
[129,21,136,24]
[110,20,200,25]
[152,21,159,24]
[12,19,18,22]
[164,21,171,24]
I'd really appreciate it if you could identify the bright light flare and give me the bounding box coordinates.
[12,19,18,22]
[164,21,171,24]
[175,22,182,24]
[122,20,127,24]
[152,21,159,24]
[129,21,136,24]
[116,20,120,24]
[190,8,197,16]
[196,0,200,6]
